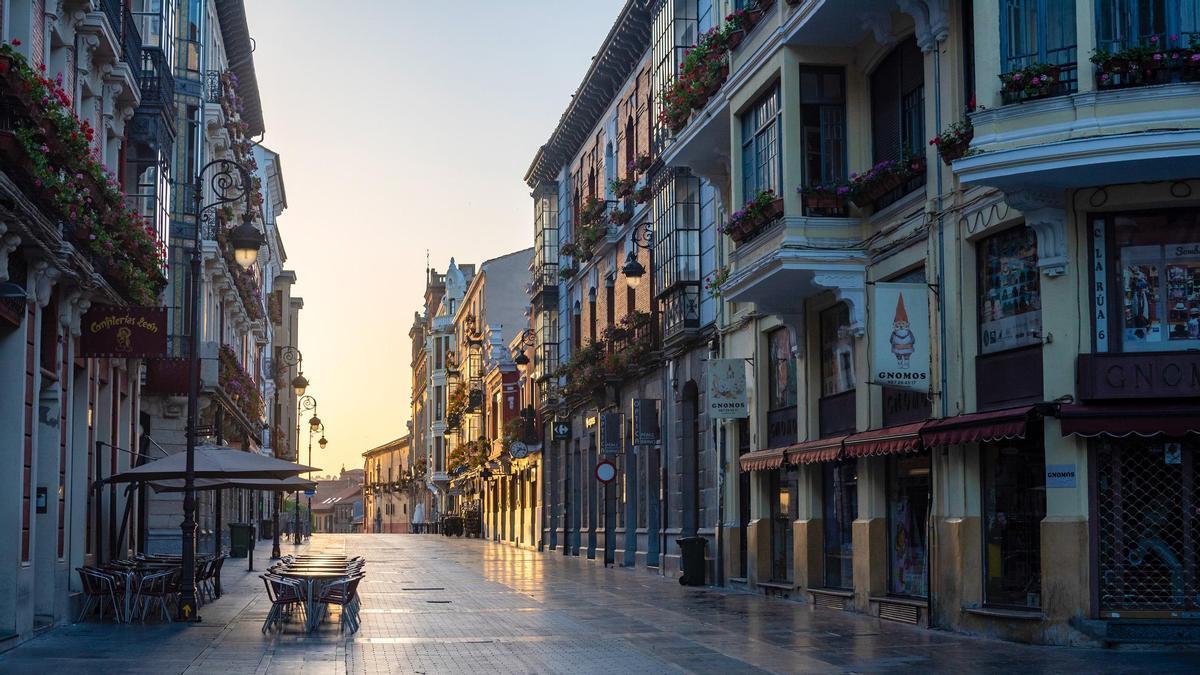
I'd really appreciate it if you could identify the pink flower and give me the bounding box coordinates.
[1192,54,1200,62]
[1150,35,1159,43]
[1154,53,1163,60]
[1013,73,1022,81]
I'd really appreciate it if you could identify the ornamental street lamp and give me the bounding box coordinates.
[265,346,307,559]
[622,221,653,289]
[180,158,262,622]
[229,212,266,269]
[294,395,318,544]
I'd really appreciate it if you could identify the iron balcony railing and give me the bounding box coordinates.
[121,7,143,77]
[100,0,122,39]
[138,47,175,112]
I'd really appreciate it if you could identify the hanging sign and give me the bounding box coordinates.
[552,418,571,441]
[80,306,168,357]
[870,283,930,392]
[707,359,748,418]
[598,412,624,455]
[631,399,660,445]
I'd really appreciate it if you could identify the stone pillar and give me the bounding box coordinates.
[623,446,637,567]
[852,457,888,611]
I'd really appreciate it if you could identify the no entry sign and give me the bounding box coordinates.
[594,460,617,484]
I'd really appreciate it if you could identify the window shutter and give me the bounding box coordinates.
[870,49,901,163]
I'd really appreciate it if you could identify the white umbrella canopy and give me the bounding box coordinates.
[147,475,318,493]
[106,445,318,483]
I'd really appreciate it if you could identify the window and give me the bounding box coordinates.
[982,439,1046,608]
[770,468,798,582]
[741,86,781,199]
[1000,0,1077,88]
[820,304,855,396]
[1096,0,1200,51]
[871,37,925,163]
[888,452,930,598]
[533,184,558,288]
[799,67,847,190]
[822,459,858,590]
[652,0,700,149]
[653,172,702,337]
[768,328,797,411]
[978,225,1042,354]
[1110,210,1200,351]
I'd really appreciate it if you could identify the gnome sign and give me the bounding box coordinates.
[871,283,930,392]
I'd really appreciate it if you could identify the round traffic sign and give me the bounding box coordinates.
[595,460,617,484]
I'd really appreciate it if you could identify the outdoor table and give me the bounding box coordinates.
[277,569,350,631]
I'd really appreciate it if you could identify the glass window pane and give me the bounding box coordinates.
[978,226,1042,354]
[1114,210,1200,351]
[823,460,858,589]
[982,440,1045,608]
[768,329,797,410]
[820,304,855,396]
[888,452,930,597]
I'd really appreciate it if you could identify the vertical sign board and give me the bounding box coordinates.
[870,283,931,392]
[1092,219,1109,352]
[631,399,660,445]
[707,359,748,418]
[552,418,571,441]
[598,412,624,455]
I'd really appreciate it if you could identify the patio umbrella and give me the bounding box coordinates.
[105,445,318,483]
[146,475,318,493]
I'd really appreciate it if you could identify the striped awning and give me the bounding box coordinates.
[785,436,846,465]
[739,448,785,472]
[843,422,925,458]
[921,405,1036,446]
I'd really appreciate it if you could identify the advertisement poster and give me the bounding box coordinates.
[871,283,930,392]
[979,227,1042,354]
[707,359,748,418]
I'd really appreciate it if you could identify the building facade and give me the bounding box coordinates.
[362,434,417,534]
[509,0,1200,648]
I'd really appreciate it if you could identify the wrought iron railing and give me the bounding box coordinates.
[138,47,175,112]
[121,7,143,76]
[100,0,123,39]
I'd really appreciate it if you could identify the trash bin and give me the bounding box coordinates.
[259,518,273,539]
[676,537,707,586]
[229,523,254,558]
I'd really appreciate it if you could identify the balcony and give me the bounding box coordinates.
[530,262,559,308]
[955,84,1200,195]
[723,216,866,329]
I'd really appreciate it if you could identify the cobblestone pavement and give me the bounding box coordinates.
[3,534,1200,673]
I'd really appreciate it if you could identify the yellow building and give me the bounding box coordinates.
[652,0,1200,647]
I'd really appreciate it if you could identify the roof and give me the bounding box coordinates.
[523,0,651,187]
[215,0,265,136]
[311,482,362,512]
[363,434,411,458]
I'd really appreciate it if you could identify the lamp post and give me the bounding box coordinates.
[621,221,653,291]
[294,395,318,544]
[266,346,308,558]
[180,158,264,622]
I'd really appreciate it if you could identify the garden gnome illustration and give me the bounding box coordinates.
[890,293,915,369]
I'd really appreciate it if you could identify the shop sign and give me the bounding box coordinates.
[552,419,571,441]
[1091,220,1108,351]
[598,412,624,455]
[80,306,168,357]
[631,399,660,445]
[707,359,748,418]
[1077,353,1200,399]
[1045,464,1077,488]
[870,283,930,392]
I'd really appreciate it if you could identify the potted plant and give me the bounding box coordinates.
[633,185,653,204]
[633,153,653,173]
[998,62,1063,103]
[704,266,729,299]
[610,176,635,198]
[798,181,850,210]
[930,116,974,165]
[722,189,783,244]
[847,154,926,208]
[610,207,633,226]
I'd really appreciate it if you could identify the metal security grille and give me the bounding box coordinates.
[1097,440,1198,616]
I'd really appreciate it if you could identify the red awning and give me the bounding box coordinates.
[739,448,785,472]
[920,405,1035,446]
[843,422,926,458]
[785,436,846,465]
[1058,402,1200,438]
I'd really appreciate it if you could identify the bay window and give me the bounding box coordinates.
[1096,0,1200,51]
[799,67,847,215]
[653,172,702,338]
[740,86,781,200]
[1000,0,1077,90]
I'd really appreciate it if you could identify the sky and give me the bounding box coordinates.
[243,0,625,475]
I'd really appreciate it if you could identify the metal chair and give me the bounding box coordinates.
[260,574,307,633]
[134,569,177,623]
[75,568,122,623]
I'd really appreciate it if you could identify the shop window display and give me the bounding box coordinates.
[982,440,1046,608]
[820,303,855,396]
[822,459,858,589]
[1113,211,1200,351]
[887,452,930,598]
[978,225,1042,354]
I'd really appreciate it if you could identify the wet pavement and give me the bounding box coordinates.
[2,534,1199,673]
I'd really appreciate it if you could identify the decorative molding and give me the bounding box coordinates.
[896,0,950,53]
[0,226,20,283]
[1003,189,1068,277]
[860,7,895,47]
[30,260,62,307]
[813,271,867,335]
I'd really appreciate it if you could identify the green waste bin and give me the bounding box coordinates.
[229,523,254,558]
[677,537,707,586]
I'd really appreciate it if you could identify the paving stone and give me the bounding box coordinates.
[2,534,1199,673]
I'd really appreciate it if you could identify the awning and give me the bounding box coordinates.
[843,422,925,458]
[785,436,846,465]
[1059,402,1200,438]
[739,448,785,472]
[921,405,1036,446]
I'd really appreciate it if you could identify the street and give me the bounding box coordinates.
[2,534,1199,674]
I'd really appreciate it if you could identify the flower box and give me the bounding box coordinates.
[724,190,783,244]
[801,193,845,211]
[633,185,653,204]
[937,136,972,165]
[930,117,973,165]
[847,156,926,209]
[610,208,633,226]
[999,62,1066,104]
